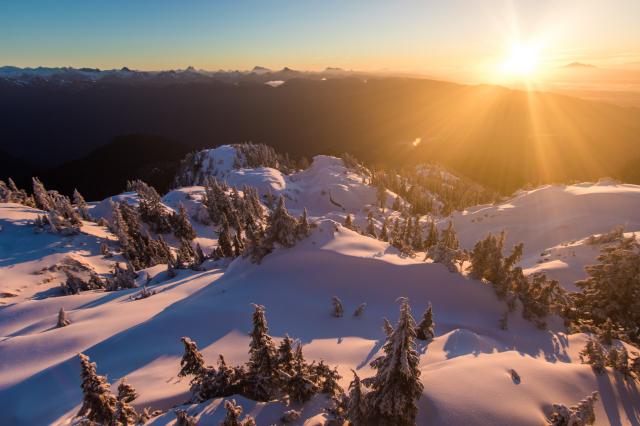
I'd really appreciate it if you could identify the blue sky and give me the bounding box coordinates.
[1,0,639,75]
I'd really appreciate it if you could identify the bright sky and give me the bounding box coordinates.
[1,0,639,82]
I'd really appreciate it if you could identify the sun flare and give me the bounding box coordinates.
[502,44,540,78]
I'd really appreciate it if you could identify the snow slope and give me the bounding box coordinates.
[1,219,639,425]
[1,157,640,425]
[452,182,640,289]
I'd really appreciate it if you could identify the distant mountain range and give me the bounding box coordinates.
[0,65,355,87]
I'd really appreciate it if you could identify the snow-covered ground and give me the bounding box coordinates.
[1,147,639,425]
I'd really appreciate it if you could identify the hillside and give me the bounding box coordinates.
[1,146,639,425]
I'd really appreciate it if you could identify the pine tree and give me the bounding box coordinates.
[440,221,459,250]
[277,335,296,376]
[77,353,117,424]
[425,220,438,249]
[415,304,435,341]
[547,392,598,426]
[297,208,311,238]
[579,337,607,374]
[313,360,343,396]
[366,212,377,238]
[218,213,235,258]
[264,195,298,248]
[363,297,423,426]
[176,238,196,268]
[176,409,198,426]
[32,177,53,211]
[57,307,71,328]
[346,370,367,426]
[379,219,389,242]
[332,297,344,317]
[172,203,197,241]
[128,180,171,233]
[282,343,317,403]
[115,378,139,426]
[179,337,206,379]
[220,399,256,426]
[354,303,367,317]
[246,304,278,401]
[73,189,91,220]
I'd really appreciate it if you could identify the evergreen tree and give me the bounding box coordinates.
[392,195,402,211]
[282,344,317,403]
[57,307,71,328]
[415,304,435,341]
[365,212,377,238]
[264,195,298,248]
[346,370,367,426]
[579,337,607,374]
[246,304,278,401]
[277,335,296,376]
[297,207,311,238]
[379,219,389,242]
[77,353,117,424]
[73,189,91,220]
[440,221,459,250]
[176,238,196,268]
[354,303,367,317]
[220,399,256,426]
[179,337,206,379]
[176,409,198,426]
[32,177,53,211]
[128,180,171,233]
[218,213,235,258]
[547,392,598,426]
[313,360,343,396]
[425,220,438,249]
[115,378,139,426]
[172,203,197,241]
[363,297,423,426]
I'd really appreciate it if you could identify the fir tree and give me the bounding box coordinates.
[297,208,311,238]
[218,213,235,258]
[366,212,377,238]
[246,304,278,401]
[57,307,71,328]
[425,220,438,249]
[32,177,53,211]
[115,378,139,426]
[379,219,389,242]
[547,392,598,426]
[264,195,298,248]
[282,344,317,403]
[220,399,256,426]
[313,360,343,396]
[579,337,607,374]
[77,353,117,424]
[382,317,394,337]
[172,203,197,241]
[277,335,296,376]
[128,180,171,233]
[363,297,423,426]
[176,409,198,426]
[346,370,367,426]
[440,221,459,250]
[415,304,435,341]
[73,189,91,220]
[176,238,196,268]
[354,303,367,317]
[179,337,206,379]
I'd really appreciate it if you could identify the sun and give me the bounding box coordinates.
[502,44,540,78]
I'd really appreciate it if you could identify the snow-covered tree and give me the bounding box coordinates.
[332,297,344,317]
[220,399,256,426]
[379,219,389,242]
[106,262,137,291]
[217,213,235,258]
[175,409,198,426]
[282,344,317,403]
[366,212,377,238]
[425,220,438,249]
[246,304,278,401]
[579,337,607,374]
[172,203,196,241]
[344,214,355,230]
[312,360,343,397]
[127,179,171,233]
[574,236,640,345]
[297,208,311,238]
[77,353,118,424]
[115,378,139,426]
[363,297,423,426]
[277,335,296,376]
[346,370,367,426]
[382,318,394,336]
[175,238,196,269]
[354,303,367,317]
[179,337,206,380]
[57,307,71,328]
[415,304,435,341]
[32,177,53,211]
[547,391,598,426]
[73,189,91,220]
[264,195,298,248]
